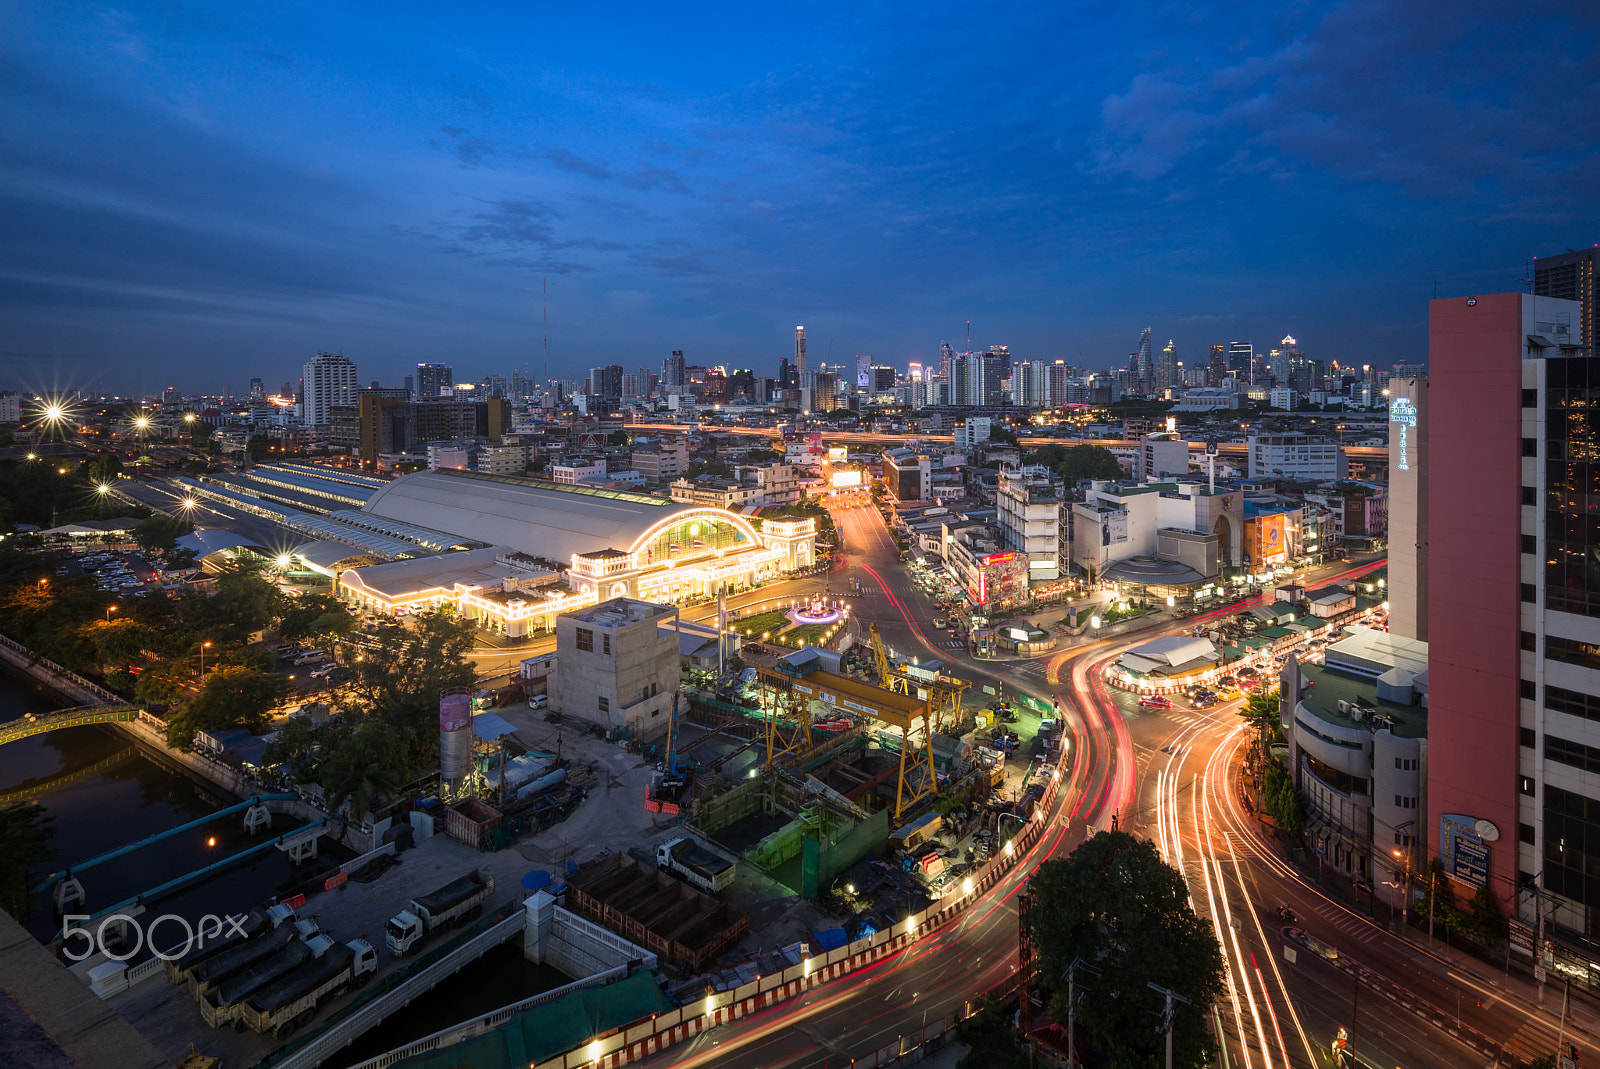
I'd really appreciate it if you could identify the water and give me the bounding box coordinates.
[0,668,338,942]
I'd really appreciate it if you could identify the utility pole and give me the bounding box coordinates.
[1148,982,1191,1069]
[1062,958,1097,1069]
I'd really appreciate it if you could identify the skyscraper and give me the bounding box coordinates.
[982,346,1009,406]
[1158,339,1178,389]
[416,362,453,400]
[662,350,686,388]
[795,325,810,412]
[588,365,624,400]
[1047,360,1072,404]
[1133,328,1154,391]
[249,377,264,402]
[1533,248,1596,357]
[301,352,357,426]
[1427,291,1588,928]
[1209,344,1228,385]
[1227,342,1254,384]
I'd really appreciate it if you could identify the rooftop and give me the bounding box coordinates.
[1325,624,1427,678]
[339,546,558,601]
[566,597,676,627]
[1297,662,1427,740]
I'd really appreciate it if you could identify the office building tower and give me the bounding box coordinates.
[249,377,264,402]
[1427,292,1592,931]
[1047,360,1072,404]
[872,366,896,392]
[481,374,507,398]
[982,346,1009,406]
[1209,344,1228,385]
[778,357,798,391]
[588,365,624,400]
[1387,375,1427,641]
[1133,328,1154,391]
[1013,360,1048,406]
[1158,339,1178,389]
[301,352,358,426]
[951,351,983,406]
[855,354,873,391]
[1534,248,1596,358]
[940,342,955,382]
[416,362,453,399]
[795,325,810,411]
[1227,342,1255,384]
[907,361,924,384]
[662,350,687,388]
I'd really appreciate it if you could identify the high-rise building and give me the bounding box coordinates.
[1427,292,1590,929]
[1013,360,1048,406]
[907,361,925,384]
[249,377,264,402]
[855,354,873,392]
[982,346,1008,406]
[951,351,984,407]
[1227,342,1254,384]
[1387,375,1427,641]
[416,363,453,400]
[588,365,624,400]
[1533,248,1596,358]
[301,352,358,426]
[662,350,687,388]
[1158,339,1178,389]
[1047,360,1073,404]
[1133,328,1154,391]
[795,325,810,411]
[940,342,955,382]
[1209,344,1228,385]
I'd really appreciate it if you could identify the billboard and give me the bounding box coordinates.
[831,471,863,488]
[1256,513,1288,565]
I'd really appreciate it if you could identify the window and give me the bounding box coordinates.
[1521,727,1537,748]
[1524,486,1538,506]
[1522,776,1537,797]
[1522,534,1538,554]
[1545,783,1600,907]
[1547,685,1600,723]
[576,628,594,653]
[1522,631,1538,652]
[1548,636,1600,671]
[1524,437,1539,457]
[1543,358,1600,617]
[1521,822,1537,845]
[1546,734,1600,774]
[602,632,612,655]
[1522,584,1538,604]
[597,695,610,713]
[1525,389,1539,408]
[1521,679,1538,700]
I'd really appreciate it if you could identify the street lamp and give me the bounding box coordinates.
[105,604,117,623]
[199,640,212,674]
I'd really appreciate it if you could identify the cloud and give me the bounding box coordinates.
[546,150,690,193]
[438,126,498,167]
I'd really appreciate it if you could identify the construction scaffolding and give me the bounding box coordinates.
[756,653,938,822]
[869,622,972,735]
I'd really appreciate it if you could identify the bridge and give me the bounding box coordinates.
[0,703,142,746]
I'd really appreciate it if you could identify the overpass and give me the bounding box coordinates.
[0,703,141,745]
[628,422,1389,461]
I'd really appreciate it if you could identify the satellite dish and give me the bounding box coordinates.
[1474,819,1500,842]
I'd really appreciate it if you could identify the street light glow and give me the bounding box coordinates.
[135,416,150,429]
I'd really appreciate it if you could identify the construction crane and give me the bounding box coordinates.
[869,622,968,733]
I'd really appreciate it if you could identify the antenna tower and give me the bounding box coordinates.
[542,278,548,389]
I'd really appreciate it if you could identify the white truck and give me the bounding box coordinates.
[239,938,376,1040]
[385,870,495,956]
[656,837,735,894]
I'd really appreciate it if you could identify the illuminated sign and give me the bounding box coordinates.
[1390,397,1417,471]
[831,471,862,488]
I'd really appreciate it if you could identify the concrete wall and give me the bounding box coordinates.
[551,602,677,739]
[525,893,657,977]
[1388,376,1428,642]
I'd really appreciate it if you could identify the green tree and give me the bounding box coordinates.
[200,560,285,637]
[246,434,271,461]
[954,995,1026,1069]
[263,713,331,785]
[85,618,154,667]
[164,665,287,750]
[134,660,192,707]
[1055,445,1126,484]
[986,424,1019,446]
[607,429,632,446]
[0,803,55,920]
[83,453,124,485]
[132,514,194,556]
[686,459,731,479]
[278,594,353,642]
[1028,831,1224,1069]
[334,612,476,770]
[319,720,409,819]
[1262,761,1304,834]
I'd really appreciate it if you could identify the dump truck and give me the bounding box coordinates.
[188,923,303,999]
[656,837,734,894]
[164,904,292,985]
[239,938,376,1040]
[385,870,494,956]
[198,934,320,1029]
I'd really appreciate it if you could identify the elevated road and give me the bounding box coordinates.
[628,421,1389,460]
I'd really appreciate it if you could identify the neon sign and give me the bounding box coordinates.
[1390,397,1418,471]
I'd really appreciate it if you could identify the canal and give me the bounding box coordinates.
[0,668,571,1062]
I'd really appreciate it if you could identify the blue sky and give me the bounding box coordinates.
[2,1,1597,395]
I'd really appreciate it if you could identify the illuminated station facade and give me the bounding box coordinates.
[337,469,815,636]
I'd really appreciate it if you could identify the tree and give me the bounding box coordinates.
[132,514,194,556]
[607,429,632,447]
[164,665,287,750]
[334,612,476,771]
[200,560,285,637]
[278,594,353,642]
[319,720,409,819]
[83,453,123,485]
[987,424,1020,446]
[134,659,192,707]
[1055,445,1126,484]
[246,434,271,461]
[1262,761,1304,834]
[0,803,55,920]
[1028,831,1224,1069]
[686,459,731,479]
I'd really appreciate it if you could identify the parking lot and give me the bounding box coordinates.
[58,548,165,595]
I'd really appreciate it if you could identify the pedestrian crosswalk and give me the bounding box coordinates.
[1311,902,1380,944]
[1011,660,1050,678]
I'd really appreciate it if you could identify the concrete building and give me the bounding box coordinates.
[415,363,452,399]
[301,352,358,426]
[631,439,690,483]
[341,547,591,637]
[1426,292,1600,964]
[1171,388,1241,412]
[1247,432,1348,482]
[1533,247,1595,358]
[1387,377,1427,640]
[996,466,1065,582]
[942,521,1028,611]
[1135,433,1190,481]
[553,461,607,485]
[475,441,528,476]
[1270,387,1298,410]
[358,395,512,463]
[1281,628,1428,892]
[551,598,679,739]
[882,448,933,503]
[1070,478,1242,589]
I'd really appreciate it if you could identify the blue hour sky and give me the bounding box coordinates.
[2,1,1597,395]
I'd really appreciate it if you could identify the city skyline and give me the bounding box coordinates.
[2,3,1597,395]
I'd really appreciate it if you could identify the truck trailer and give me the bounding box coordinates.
[240,939,376,1039]
[198,936,318,1029]
[164,904,294,985]
[656,837,735,894]
[385,870,494,956]
[187,924,300,999]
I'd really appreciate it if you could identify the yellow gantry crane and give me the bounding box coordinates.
[868,622,969,734]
